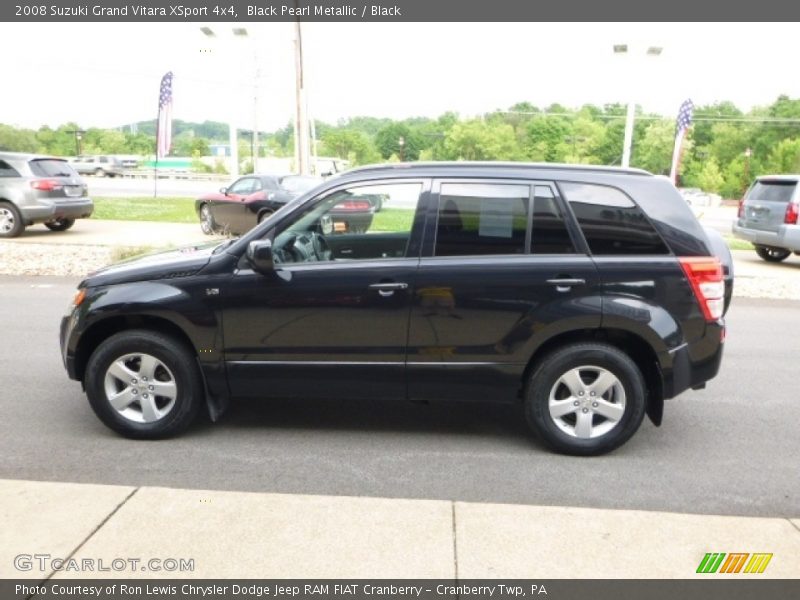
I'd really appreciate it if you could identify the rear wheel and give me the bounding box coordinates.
[84,330,202,439]
[45,218,76,232]
[524,343,646,456]
[257,209,274,224]
[754,245,790,262]
[94,168,106,177]
[0,202,24,238]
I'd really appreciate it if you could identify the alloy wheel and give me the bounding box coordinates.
[103,352,178,423]
[547,365,626,439]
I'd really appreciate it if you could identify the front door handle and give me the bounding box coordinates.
[369,282,409,297]
[546,278,586,292]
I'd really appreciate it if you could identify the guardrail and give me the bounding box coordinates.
[121,170,230,182]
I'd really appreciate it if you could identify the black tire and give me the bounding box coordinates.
[754,245,791,262]
[94,168,106,177]
[257,209,274,224]
[0,202,25,238]
[44,218,76,232]
[199,203,217,235]
[524,342,646,456]
[84,330,203,439]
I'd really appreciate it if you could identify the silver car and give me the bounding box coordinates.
[0,152,94,238]
[732,175,800,262]
[70,155,125,178]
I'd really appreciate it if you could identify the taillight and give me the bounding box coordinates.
[737,198,745,219]
[785,202,799,224]
[335,200,371,211]
[679,256,724,322]
[31,179,62,191]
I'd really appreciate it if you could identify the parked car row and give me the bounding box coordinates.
[61,162,731,455]
[0,152,94,238]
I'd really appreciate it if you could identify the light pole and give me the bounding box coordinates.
[201,26,258,179]
[614,44,662,168]
[744,148,752,195]
[398,136,405,162]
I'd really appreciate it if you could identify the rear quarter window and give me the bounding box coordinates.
[747,180,797,203]
[560,182,670,256]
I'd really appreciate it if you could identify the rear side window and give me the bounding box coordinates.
[560,182,669,255]
[747,180,797,203]
[0,160,20,177]
[29,159,77,178]
[435,183,529,256]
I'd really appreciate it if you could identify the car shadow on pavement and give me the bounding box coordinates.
[212,396,536,446]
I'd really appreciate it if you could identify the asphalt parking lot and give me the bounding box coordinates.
[0,275,797,518]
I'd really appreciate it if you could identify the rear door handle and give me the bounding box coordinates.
[546,278,585,292]
[369,282,409,297]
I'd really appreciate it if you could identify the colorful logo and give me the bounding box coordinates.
[696,552,773,574]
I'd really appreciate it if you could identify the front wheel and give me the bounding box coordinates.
[45,218,76,232]
[524,343,646,456]
[84,330,203,439]
[754,245,791,262]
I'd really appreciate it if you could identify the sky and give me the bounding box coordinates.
[0,22,797,132]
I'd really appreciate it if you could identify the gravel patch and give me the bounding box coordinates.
[0,242,113,277]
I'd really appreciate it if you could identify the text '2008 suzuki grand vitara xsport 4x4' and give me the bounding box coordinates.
[60,163,732,455]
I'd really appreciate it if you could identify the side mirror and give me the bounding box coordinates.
[220,187,228,195]
[246,239,274,274]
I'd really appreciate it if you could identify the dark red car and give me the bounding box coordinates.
[196,174,321,235]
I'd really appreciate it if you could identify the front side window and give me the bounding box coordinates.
[272,182,422,264]
[228,178,256,195]
[435,183,529,256]
[560,182,669,255]
[0,160,19,178]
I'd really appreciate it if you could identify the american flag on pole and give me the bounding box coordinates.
[670,99,694,184]
[156,71,173,159]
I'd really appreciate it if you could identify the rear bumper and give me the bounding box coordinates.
[21,199,94,224]
[660,321,725,400]
[732,221,800,251]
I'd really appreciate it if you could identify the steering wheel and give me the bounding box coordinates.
[310,232,332,261]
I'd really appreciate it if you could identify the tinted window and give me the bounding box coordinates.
[0,160,19,177]
[435,183,529,256]
[29,159,77,178]
[532,185,576,254]
[748,180,797,203]
[560,182,669,255]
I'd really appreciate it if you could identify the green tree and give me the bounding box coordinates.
[0,124,38,152]
[442,120,523,161]
[320,129,379,165]
[375,123,423,161]
[633,120,675,174]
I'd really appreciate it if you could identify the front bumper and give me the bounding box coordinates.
[21,198,94,224]
[732,221,800,251]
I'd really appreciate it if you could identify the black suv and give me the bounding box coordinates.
[60,163,731,455]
